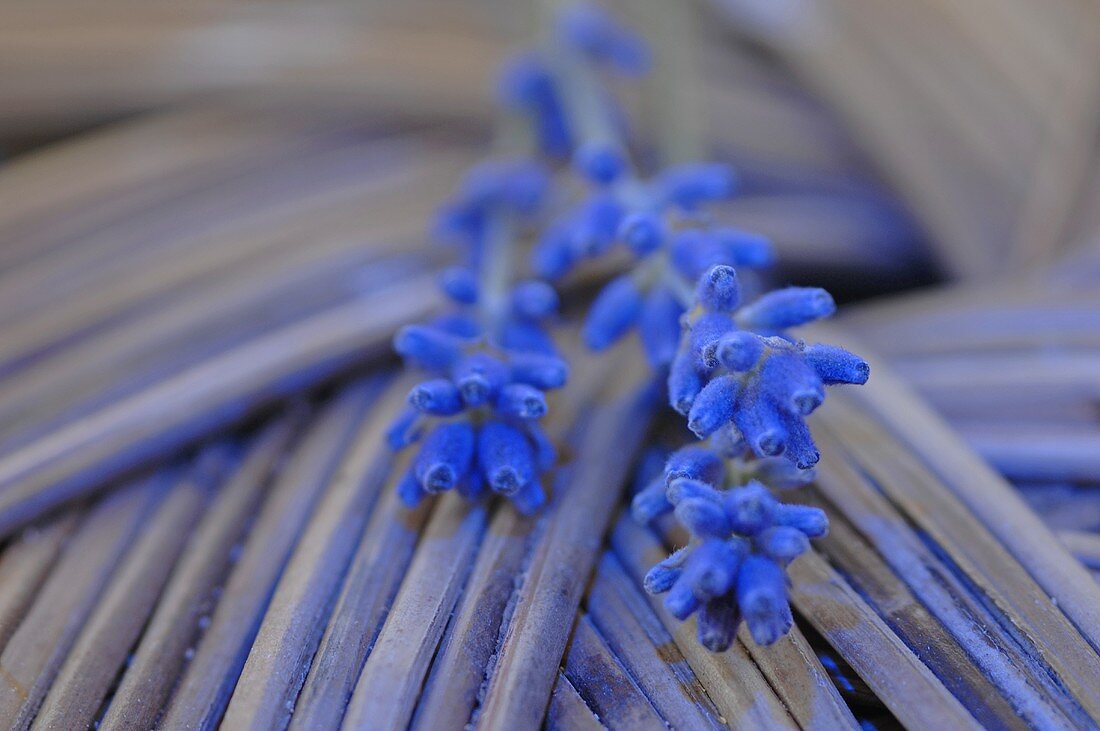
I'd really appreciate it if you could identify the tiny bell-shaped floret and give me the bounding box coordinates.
[408,379,464,416]
[394,324,465,372]
[386,408,424,450]
[643,547,688,594]
[737,287,836,332]
[687,375,741,439]
[656,163,737,210]
[638,286,684,367]
[665,477,722,506]
[439,266,479,304]
[697,597,741,652]
[574,141,627,185]
[452,353,509,407]
[631,476,671,524]
[496,383,549,420]
[478,420,536,495]
[757,526,810,566]
[510,353,570,390]
[725,482,778,536]
[618,212,666,256]
[415,422,476,494]
[802,343,870,385]
[737,555,793,646]
[511,280,560,320]
[774,503,828,538]
[714,331,764,372]
[397,470,427,508]
[668,346,704,415]
[556,3,652,75]
[583,275,644,350]
[675,498,732,539]
[664,446,725,487]
[695,265,741,313]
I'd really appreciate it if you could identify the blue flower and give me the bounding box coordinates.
[637,456,828,650]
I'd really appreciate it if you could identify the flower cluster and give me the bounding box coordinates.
[388,161,567,516]
[386,2,870,649]
[629,264,868,650]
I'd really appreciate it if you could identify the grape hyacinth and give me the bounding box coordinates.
[386,2,869,649]
[388,160,567,516]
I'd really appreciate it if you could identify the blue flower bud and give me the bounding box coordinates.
[711,227,775,268]
[557,3,651,74]
[657,163,737,210]
[525,422,558,471]
[431,313,482,338]
[758,526,809,566]
[631,477,671,524]
[664,580,700,620]
[675,498,732,539]
[802,344,870,385]
[498,54,572,157]
[714,331,763,372]
[737,555,792,646]
[532,223,578,280]
[415,422,476,493]
[688,375,741,439]
[478,420,536,495]
[571,193,624,257]
[666,477,723,506]
[689,313,734,368]
[574,141,627,185]
[686,539,741,598]
[452,353,508,406]
[780,413,820,469]
[635,447,670,488]
[695,265,741,313]
[726,483,777,536]
[438,266,479,304]
[618,212,666,256]
[737,287,836,331]
[511,280,560,320]
[774,504,828,538]
[644,548,687,594]
[499,319,558,356]
[397,470,428,508]
[510,353,569,390]
[697,597,741,652]
[668,347,704,415]
[512,478,546,515]
[759,352,824,416]
[386,408,424,450]
[638,286,684,367]
[664,446,725,487]
[734,386,788,457]
[583,275,643,350]
[496,383,548,420]
[394,324,465,372]
[408,379,464,416]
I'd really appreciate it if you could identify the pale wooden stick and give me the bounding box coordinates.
[32,445,234,729]
[0,475,167,729]
[159,381,380,729]
[101,412,305,730]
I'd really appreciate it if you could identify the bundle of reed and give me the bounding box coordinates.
[1,323,1098,728]
[710,0,1100,279]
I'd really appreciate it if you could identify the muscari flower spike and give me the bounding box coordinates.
[632,265,868,648]
[389,159,566,516]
